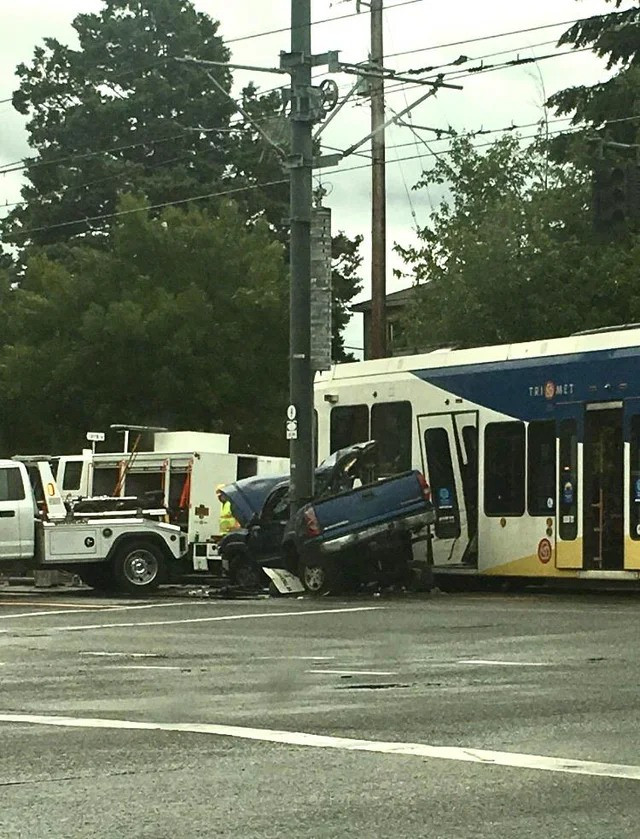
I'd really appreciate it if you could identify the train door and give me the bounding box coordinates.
[582,404,624,570]
[624,407,640,570]
[418,412,478,567]
[555,417,582,569]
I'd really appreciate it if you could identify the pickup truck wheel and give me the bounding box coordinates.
[113,540,165,595]
[229,556,264,591]
[300,558,340,596]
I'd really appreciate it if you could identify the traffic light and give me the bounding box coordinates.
[593,162,640,231]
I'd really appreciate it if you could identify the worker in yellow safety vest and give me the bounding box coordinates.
[216,484,240,534]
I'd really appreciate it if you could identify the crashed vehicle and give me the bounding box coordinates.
[219,441,435,594]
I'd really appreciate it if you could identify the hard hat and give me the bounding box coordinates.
[216,484,226,495]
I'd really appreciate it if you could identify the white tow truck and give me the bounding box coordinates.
[0,457,187,594]
[55,428,289,575]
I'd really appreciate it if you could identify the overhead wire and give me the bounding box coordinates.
[2,8,632,226]
[384,10,630,61]
[381,46,594,99]
[224,0,426,45]
[0,13,613,177]
[321,124,587,177]
[384,11,427,224]
[5,178,288,239]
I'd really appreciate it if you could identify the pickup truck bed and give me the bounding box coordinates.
[292,470,435,594]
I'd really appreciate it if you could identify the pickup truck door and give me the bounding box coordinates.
[418,412,478,567]
[0,463,35,559]
[248,486,290,563]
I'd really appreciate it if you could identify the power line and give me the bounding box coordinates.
[224,0,425,45]
[395,38,561,76]
[0,133,187,175]
[384,10,630,61]
[381,46,593,99]
[5,178,288,239]
[0,121,248,176]
[0,18,605,176]
[0,153,197,211]
[8,111,639,217]
[322,124,585,176]
[323,112,640,168]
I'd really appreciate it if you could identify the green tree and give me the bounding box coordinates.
[3,0,287,247]
[2,0,361,358]
[396,133,640,349]
[332,231,363,361]
[548,2,640,146]
[0,197,289,457]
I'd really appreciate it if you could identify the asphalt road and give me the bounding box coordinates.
[1,585,640,838]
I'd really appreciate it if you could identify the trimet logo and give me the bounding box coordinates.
[529,381,575,399]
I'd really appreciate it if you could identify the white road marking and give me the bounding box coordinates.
[0,600,116,610]
[1,713,639,781]
[308,669,397,676]
[80,652,163,658]
[35,606,383,633]
[256,656,336,661]
[458,660,548,667]
[104,665,184,671]
[0,601,200,621]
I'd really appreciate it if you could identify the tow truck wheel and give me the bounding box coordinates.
[300,558,340,596]
[113,540,166,595]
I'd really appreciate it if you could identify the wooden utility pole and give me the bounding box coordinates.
[370,0,387,358]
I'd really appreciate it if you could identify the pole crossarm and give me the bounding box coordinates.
[178,56,288,75]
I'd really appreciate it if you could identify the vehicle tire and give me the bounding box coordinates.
[112,540,166,595]
[229,554,264,591]
[300,557,341,596]
[80,564,116,592]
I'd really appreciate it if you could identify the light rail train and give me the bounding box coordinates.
[314,324,640,586]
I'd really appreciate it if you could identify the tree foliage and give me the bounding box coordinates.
[396,134,640,349]
[332,231,363,361]
[0,0,363,456]
[548,1,640,145]
[0,199,289,457]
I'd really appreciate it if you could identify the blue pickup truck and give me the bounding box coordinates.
[219,441,435,595]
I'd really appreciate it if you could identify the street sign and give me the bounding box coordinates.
[287,404,297,421]
[286,419,298,440]
[310,206,332,371]
[86,432,105,442]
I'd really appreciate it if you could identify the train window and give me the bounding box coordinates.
[424,427,461,539]
[330,404,369,454]
[559,419,578,541]
[484,422,525,517]
[630,416,640,540]
[528,421,556,516]
[460,424,479,537]
[0,467,25,502]
[371,401,412,476]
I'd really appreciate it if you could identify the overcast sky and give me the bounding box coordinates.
[0,0,629,353]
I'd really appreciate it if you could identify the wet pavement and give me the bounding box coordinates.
[1,586,640,838]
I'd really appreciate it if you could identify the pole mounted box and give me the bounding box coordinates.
[310,207,332,372]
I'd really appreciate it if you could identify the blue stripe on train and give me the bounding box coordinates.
[411,345,640,424]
